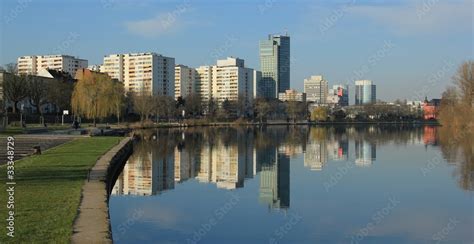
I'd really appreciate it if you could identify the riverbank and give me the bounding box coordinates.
[126,119,441,129]
[71,137,132,244]
[0,137,121,243]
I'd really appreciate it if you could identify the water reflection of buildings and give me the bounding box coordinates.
[112,134,291,210]
[355,140,376,167]
[257,148,290,210]
[303,138,349,171]
[112,149,175,196]
[304,141,327,171]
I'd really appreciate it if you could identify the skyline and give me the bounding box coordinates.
[1,0,472,102]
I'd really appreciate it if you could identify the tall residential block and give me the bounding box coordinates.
[17,55,87,77]
[195,65,215,103]
[355,80,376,105]
[259,34,290,98]
[100,52,175,96]
[304,75,328,104]
[212,57,255,105]
[175,65,196,99]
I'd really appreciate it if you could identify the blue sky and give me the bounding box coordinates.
[0,0,472,102]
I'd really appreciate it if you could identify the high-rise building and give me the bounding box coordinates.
[211,57,255,105]
[355,80,376,105]
[327,84,349,107]
[174,65,196,99]
[195,65,214,104]
[100,52,175,96]
[259,34,290,98]
[304,75,328,104]
[17,55,88,77]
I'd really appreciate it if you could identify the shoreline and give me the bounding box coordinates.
[126,120,441,130]
[71,137,133,244]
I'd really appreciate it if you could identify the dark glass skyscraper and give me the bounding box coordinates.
[259,34,290,98]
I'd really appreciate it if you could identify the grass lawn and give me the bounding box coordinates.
[0,137,122,243]
[0,124,72,135]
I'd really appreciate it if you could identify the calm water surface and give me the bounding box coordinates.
[109,126,473,243]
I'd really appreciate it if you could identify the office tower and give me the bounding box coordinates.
[259,34,290,98]
[327,84,349,107]
[100,52,175,96]
[304,75,328,104]
[175,64,196,99]
[355,80,376,105]
[17,55,88,77]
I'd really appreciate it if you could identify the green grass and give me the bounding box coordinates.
[0,137,121,243]
[0,124,72,135]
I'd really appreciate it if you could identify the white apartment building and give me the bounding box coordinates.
[17,55,88,77]
[195,65,215,103]
[304,75,328,104]
[212,57,255,105]
[278,89,306,102]
[175,65,196,99]
[100,52,175,96]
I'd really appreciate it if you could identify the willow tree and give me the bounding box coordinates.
[108,81,125,124]
[72,70,118,127]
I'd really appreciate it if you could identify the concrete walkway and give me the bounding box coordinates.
[71,137,132,244]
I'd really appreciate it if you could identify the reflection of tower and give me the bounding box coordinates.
[113,141,177,196]
[259,149,290,210]
[111,168,124,195]
[112,149,153,196]
[196,141,212,183]
[174,147,195,183]
[196,138,246,190]
[304,141,328,171]
[152,148,175,194]
[355,140,376,167]
[213,144,244,190]
[329,139,349,161]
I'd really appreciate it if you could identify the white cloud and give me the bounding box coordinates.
[125,14,183,38]
[125,2,191,38]
[345,1,472,35]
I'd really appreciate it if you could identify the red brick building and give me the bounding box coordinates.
[422,97,441,120]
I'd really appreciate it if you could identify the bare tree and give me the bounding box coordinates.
[4,63,17,74]
[154,94,175,121]
[254,98,271,123]
[47,79,73,115]
[132,91,154,124]
[4,74,28,113]
[27,76,49,115]
[184,93,202,117]
[454,61,474,107]
[286,101,305,122]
